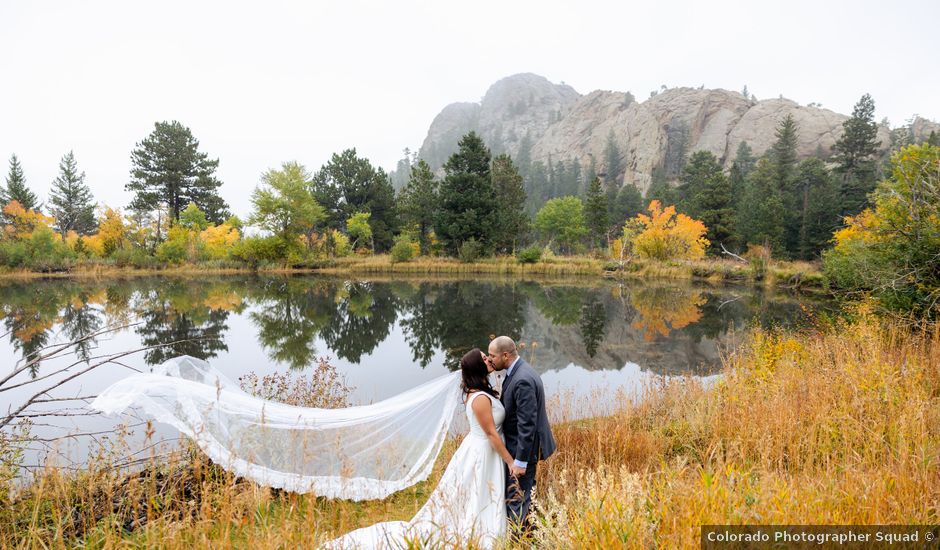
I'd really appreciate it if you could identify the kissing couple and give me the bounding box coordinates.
[331,335,557,548]
[91,336,556,549]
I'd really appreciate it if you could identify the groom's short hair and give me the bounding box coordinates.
[492,336,516,354]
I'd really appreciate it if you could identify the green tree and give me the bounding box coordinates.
[738,158,785,253]
[49,151,97,235]
[583,177,609,248]
[2,154,39,211]
[729,141,756,205]
[346,212,373,252]
[178,202,209,231]
[127,121,230,223]
[249,162,326,245]
[603,130,622,189]
[311,149,397,252]
[490,154,528,253]
[768,115,802,257]
[794,158,839,259]
[398,159,438,255]
[823,144,940,318]
[435,132,496,255]
[610,183,644,229]
[832,93,881,218]
[680,151,735,253]
[534,196,587,253]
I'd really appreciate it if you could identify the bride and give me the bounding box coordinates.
[329,348,513,548]
[91,349,516,549]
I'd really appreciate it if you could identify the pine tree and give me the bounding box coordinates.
[398,159,438,255]
[49,151,97,235]
[127,121,230,223]
[794,158,839,259]
[2,154,39,211]
[738,158,785,254]
[680,151,735,253]
[832,94,881,218]
[435,132,496,255]
[928,131,940,147]
[603,130,622,188]
[769,115,802,257]
[311,149,398,251]
[490,154,528,254]
[584,177,609,249]
[610,183,644,229]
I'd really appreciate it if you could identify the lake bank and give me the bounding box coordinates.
[2,312,934,548]
[0,255,828,293]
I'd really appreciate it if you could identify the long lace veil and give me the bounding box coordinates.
[90,356,463,500]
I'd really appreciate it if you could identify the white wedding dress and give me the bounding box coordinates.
[90,357,508,549]
[329,391,507,549]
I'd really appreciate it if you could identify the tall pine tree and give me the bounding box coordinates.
[832,93,881,218]
[398,159,438,255]
[738,158,785,254]
[583,177,609,249]
[127,121,230,223]
[794,158,839,259]
[311,149,399,252]
[2,154,40,211]
[49,151,97,235]
[436,132,496,255]
[680,151,735,253]
[490,154,528,254]
[769,115,802,257]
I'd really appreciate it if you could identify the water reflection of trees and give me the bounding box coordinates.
[0,276,824,379]
[134,280,234,365]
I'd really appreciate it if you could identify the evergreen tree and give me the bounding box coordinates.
[583,156,598,195]
[729,141,756,205]
[738,158,785,254]
[832,94,881,218]
[398,159,438,255]
[680,151,735,252]
[525,159,549,214]
[490,154,528,254]
[515,131,532,179]
[2,154,39,211]
[127,121,230,223]
[794,158,840,259]
[311,149,398,252]
[49,151,97,235]
[435,132,496,254]
[584,177,610,248]
[645,169,681,206]
[603,130,622,188]
[610,183,644,229]
[928,131,940,147]
[769,115,802,257]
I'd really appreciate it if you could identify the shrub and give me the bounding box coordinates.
[458,238,483,263]
[517,245,542,264]
[390,235,415,263]
[231,236,292,268]
[111,247,158,269]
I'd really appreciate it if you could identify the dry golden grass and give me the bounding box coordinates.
[4,308,929,549]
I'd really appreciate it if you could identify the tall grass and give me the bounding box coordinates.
[4,309,932,548]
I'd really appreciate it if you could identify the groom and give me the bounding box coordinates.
[487,335,556,529]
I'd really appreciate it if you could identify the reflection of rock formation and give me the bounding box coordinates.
[519,283,809,377]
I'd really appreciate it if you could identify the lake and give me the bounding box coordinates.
[0,274,828,471]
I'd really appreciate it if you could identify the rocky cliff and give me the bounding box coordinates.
[418,73,939,194]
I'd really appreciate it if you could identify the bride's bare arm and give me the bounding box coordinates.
[470,394,514,467]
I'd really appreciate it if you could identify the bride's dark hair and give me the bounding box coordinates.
[460,348,498,400]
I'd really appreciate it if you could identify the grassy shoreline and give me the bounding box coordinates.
[3,309,933,548]
[0,255,828,292]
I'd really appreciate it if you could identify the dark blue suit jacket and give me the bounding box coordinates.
[499,357,556,463]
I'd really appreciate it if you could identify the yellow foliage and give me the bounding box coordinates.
[629,286,706,341]
[95,207,128,256]
[632,201,709,261]
[2,200,55,239]
[199,223,239,260]
[81,234,106,257]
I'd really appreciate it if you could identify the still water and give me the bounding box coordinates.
[0,274,828,469]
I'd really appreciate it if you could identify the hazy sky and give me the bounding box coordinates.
[2,0,938,218]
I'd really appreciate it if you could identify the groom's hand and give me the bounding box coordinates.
[509,464,526,477]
